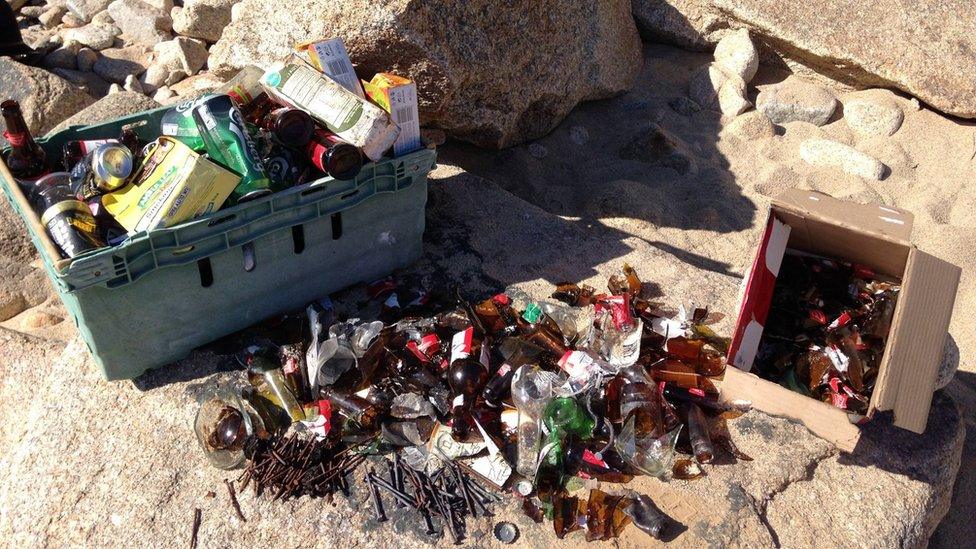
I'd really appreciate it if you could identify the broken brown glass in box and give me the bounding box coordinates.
[722,190,960,452]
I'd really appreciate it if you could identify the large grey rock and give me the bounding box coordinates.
[630,0,976,120]
[172,0,238,43]
[61,22,120,50]
[757,75,836,126]
[631,0,730,51]
[0,58,95,136]
[842,88,905,137]
[48,91,160,133]
[106,0,171,45]
[210,0,642,148]
[92,45,152,84]
[800,138,887,180]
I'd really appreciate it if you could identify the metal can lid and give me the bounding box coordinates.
[91,143,133,191]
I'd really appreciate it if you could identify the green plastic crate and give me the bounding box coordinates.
[0,105,436,380]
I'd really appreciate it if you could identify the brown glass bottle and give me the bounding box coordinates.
[2,100,48,181]
[683,402,714,463]
[448,357,489,440]
[517,303,568,359]
[307,129,363,180]
[261,107,315,149]
[321,387,381,429]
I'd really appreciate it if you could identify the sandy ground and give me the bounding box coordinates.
[0,43,972,546]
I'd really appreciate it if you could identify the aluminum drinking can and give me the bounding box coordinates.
[192,94,272,203]
[90,143,133,192]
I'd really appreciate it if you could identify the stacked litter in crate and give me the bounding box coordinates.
[0,38,435,380]
[2,37,423,259]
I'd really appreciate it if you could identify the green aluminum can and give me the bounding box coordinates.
[192,94,272,203]
[159,94,213,150]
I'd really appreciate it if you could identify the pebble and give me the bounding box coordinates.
[713,28,758,83]
[123,74,144,93]
[842,89,904,137]
[152,85,175,102]
[0,292,28,322]
[757,76,837,126]
[799,138,887,180]
[62,23,120,50]
[65,0,115,23]
[106,0,172,46]
[22,310,64,329]
[936,337,959,391]
[174,0,236,42]
[92,45,152,84]
[61,12,86,28]
[20,6,47,18]
[43,46,79,70]
[724,111,775,141]
[76,47,98,72]
[39,6,68,28]
[689,63,750,117]
[91,10,114,25]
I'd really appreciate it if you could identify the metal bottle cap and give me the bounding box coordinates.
[91,143,133,191]
[493,522,519,544]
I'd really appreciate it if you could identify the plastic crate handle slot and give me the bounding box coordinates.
[242,242,256,272]
[198,257,214,287]
[292,225,305,254]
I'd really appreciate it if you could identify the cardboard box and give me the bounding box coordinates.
[295,37,366,99]
[723,190,960,451]
[103,137,240,233]
[363,73,422,157]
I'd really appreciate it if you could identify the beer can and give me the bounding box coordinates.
[192,94,272,204]
[91,143,133,192]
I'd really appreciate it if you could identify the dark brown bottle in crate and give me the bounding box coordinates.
[1,100,48,183]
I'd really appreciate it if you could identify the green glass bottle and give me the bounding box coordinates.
[543,397,595,444]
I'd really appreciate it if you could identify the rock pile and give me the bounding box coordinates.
[11,0,235,106]
[680,30,909,181]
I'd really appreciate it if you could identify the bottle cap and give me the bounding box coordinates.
[514,479,534,497]
[522,302,542,324]
[493,521,519,544]
[91,143,133,191]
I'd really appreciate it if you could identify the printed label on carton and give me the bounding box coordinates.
[306,38,366,99]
